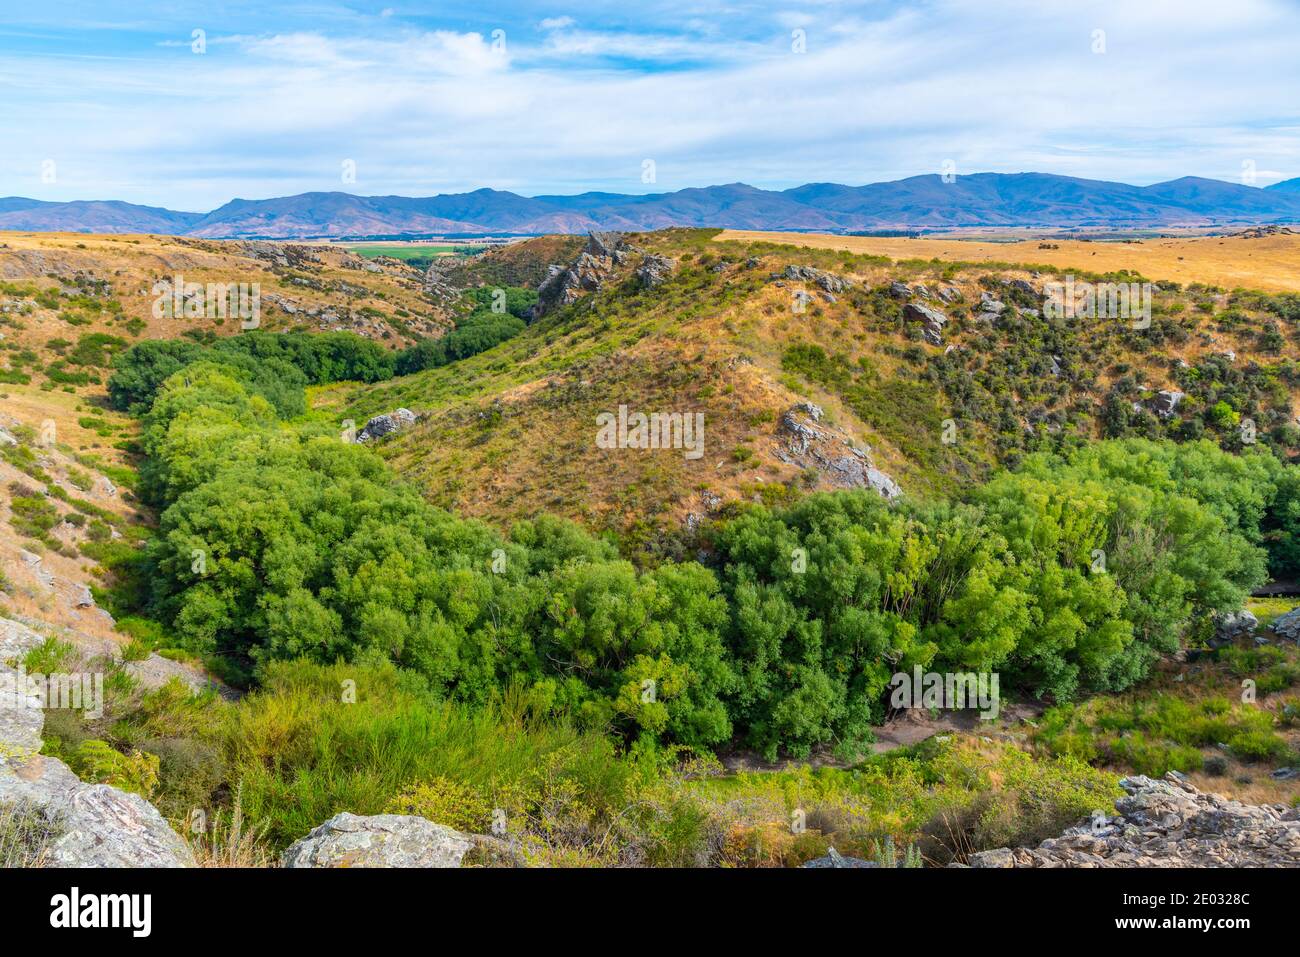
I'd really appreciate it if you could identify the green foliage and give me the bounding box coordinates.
[107,331,394,414]
[712,438,1275,757]
[67,332,129,368]
[1035,692,1293,775]
[396,312,526,374]
[0,802,63,868]
[120,332,1300,761]
[63,740,160,798]
[8,484,60,543]
[135,361,733,747]
[971,439,1272,698]
[217,660,642,849]
[694,737,1120,865]
[23,638,79,675]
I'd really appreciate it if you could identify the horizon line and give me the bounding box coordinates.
[7,170,1299,216]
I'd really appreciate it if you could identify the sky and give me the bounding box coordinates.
[0,0,1298,211]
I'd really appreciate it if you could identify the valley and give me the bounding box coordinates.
[3,223,1300,870]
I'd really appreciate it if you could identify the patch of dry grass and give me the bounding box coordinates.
[716,229,1300,293]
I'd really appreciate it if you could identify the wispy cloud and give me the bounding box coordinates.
[0,0,1296,209]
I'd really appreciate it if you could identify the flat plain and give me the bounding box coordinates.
[716,229,1300,293]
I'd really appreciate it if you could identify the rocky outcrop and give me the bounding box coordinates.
[229,240,323,270]
[780,265,854,295]
[1271,607,1300,641]
[637,254,676,289]
[0,617,194,867]
[967,773,1300,868]
[975,291,1006,323]
[532,232,631,318]
[1215,609,1259,641]
[904,302,948,346]
[1152,389,1185,418]
[357,408,417,443]
[282,812,474,868]
[776,405,901,499]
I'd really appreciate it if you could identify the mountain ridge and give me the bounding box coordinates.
[6,172,1300,238]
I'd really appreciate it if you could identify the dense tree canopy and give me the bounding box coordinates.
[119,336,1300,759]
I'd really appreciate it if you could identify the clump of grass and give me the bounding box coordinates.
[187,787,274,868]
[691,737,1120,867]
[1035,691,1296,775]
[23,637,80,674]
[0,802,64,867]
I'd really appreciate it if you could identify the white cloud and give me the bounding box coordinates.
[1,0,1297,208]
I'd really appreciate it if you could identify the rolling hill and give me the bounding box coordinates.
[311,227,1300,549]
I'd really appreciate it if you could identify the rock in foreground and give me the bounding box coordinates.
[0,617,194,867]
[968,772,1300,868]
[282,812,474,868]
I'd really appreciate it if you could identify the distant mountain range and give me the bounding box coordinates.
[5,173,1300,238]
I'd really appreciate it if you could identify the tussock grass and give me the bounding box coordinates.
[0,801,63,867]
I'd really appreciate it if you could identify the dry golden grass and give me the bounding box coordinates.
[717,229,1300,293]
[0,230,442,351]
[326,225,1300,535]
[184,788,276,868]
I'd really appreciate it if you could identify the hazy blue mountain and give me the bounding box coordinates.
[7,173,1300,238]
[0,199,203,234]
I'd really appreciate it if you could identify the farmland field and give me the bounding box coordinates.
[717,228,1300,293]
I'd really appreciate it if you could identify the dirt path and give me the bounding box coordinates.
[718,699,1045,773]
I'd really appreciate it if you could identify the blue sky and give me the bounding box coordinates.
[1,0,1298,210]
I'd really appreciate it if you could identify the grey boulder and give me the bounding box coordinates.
[637,254,675,288]
[904,302,948,345]
[1215,609,1258,641]
[0,616,194,867]
[357,408,417,443]
[282,812,474,868]
[1271,607,1300,642]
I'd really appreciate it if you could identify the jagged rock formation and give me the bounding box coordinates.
[227,240,324,270]
[779,264,854,295]
[975,290,1006,323]
[356,408,417,443]
[776,404,901,499]
[801,847,877,868]
[282,812,474,868]
[904,302,948,346]
[0,617,194,867]
[637,253,676,288]
[968,773,1300,868]
[532,231,631,318]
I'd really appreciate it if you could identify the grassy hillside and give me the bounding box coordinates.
[318,228,1300,549]
[6,226,1300,866]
